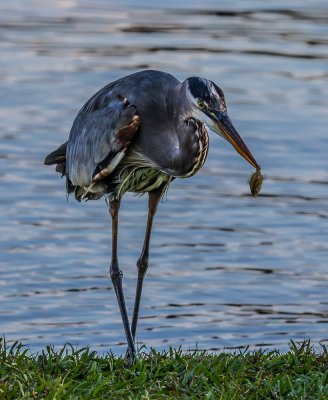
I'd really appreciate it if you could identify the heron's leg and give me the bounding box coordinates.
[109,199,136,362]
[131,189,162,340]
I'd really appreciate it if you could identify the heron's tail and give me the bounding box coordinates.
[44,141,76,195]
[44,142,67,175]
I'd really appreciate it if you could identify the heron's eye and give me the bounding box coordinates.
[198,101,206,110]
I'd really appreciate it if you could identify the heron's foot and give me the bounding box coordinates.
[124,346,138,365]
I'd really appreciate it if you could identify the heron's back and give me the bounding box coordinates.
[45,69,205,201]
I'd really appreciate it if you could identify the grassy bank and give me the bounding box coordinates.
[1,339,327,399]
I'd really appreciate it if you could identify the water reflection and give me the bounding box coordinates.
[0,0,327,354]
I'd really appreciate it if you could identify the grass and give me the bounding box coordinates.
[0,339,328,399]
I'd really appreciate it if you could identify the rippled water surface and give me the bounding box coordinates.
[1,0,328,354]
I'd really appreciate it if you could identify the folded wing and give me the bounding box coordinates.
[66,96,140,188]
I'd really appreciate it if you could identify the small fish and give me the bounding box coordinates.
[249,167,263,197]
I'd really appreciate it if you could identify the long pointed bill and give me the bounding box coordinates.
[215,113,260,170]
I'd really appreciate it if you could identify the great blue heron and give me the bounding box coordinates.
[44,69,260,362]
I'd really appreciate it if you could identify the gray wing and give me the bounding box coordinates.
[67,96,140,187]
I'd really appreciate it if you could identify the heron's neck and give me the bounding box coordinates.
[174,81,196,126]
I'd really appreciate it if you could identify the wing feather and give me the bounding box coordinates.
[67,96,140,187]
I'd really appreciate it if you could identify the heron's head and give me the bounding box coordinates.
[184,77,259,169]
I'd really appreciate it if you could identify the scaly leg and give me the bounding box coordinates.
[131,189,163,340]
[109,199,136,362]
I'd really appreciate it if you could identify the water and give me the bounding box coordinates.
[1,0,327,354]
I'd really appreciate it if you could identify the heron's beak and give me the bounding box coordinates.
[213,112,259,169]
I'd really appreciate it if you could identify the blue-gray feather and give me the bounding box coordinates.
[45,70,210,201]
[67,97,139,187]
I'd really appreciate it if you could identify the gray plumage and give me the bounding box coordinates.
[44,69,260,362]
[45,70,218,201]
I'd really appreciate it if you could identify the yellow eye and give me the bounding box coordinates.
[198,101,206,109]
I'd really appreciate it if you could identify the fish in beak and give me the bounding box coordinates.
[211,112,263,197]
[213,112,260,170]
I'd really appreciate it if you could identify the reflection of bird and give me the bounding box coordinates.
[44,69,259,362]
